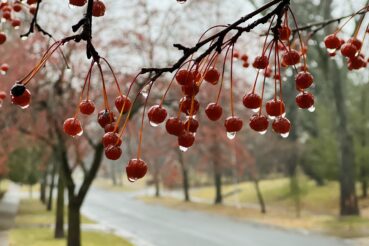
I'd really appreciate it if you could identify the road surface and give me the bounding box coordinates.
[82,188,351,246]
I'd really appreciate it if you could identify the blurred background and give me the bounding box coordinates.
[0,0,369,246]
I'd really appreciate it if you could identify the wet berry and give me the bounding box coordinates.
[11,88,31,108]
[272,117,291,134]
[184,118,199,133]
[243,93,262,110]
[282,49,300,66]
[166,117,183,136]
[63,118,83,137]
[205,103,222,121]
[148,105,167,125]
[204,68,220,85]
[340,43,357,58]
[224,116,243,132]
[296,92,314,109]
[252,55,269,69]
[324,34,341,49]
[265,99,285,117]
[92,0,105,17]
[176,69,194,86]
[178,131,195,148]
[115,95,131,114]
[97,110,115,128]
[105,145,122,160]
[79,100,95,115]
[295,71,314,90]
[126,159,148,182]
[69,0,87,6]
[179,96,199,115]
[249,114,269,133]
[102,132,122,147]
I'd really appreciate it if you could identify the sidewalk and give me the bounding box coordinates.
[0,183,20,246]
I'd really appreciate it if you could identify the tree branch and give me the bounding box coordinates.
[21,0,53,39]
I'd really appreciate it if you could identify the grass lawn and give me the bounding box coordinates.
[94,177,147,192]
[10,228,133,246]
[11,198,133,246]
[0,179,9,199]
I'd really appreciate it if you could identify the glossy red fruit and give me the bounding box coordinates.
[272,117,291,134]
[224,116,243,132]
[249,114,269,133]
[0,91,6,100]
[265,99,285,117]
[179,96,200,115]
[126,159,148,182]
[324,34,341,49]
[348,37,362,50]
[79,100,95,115]
[69,0,87,6]
[92,0,105,17]
[296,92,314,109]
[252,55,269,69]
[204,68,220,85]
[1,64,9,72]
[0,32,7,44]
[184,118,199,133]
[178,131,195,148]
[148,105,167,126]
[63,118,83,137]
[282,49,300,66]
[243,93,262,110]
[115,95,131,114]
[105,145,122,160]
[205,103,223,121]
[192,70,202,82]
[348,55,366,70]
[11,89,31,108]
[13,3,22,12]
[11,19,21,28]
[278,26,291,40]
[104,123,118,133]
[166,117,183,136]
[340,43,357,58]
[97,110,115,128]
[182,83,199,96]
[295,71,314,90]
[29,6,36,15]
[2,11,11,20]
[102,132,122,147]
[176,69,194,86]
[27,0,38,4]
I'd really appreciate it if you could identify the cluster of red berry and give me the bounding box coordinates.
[324,6,369,70]
[69,0,106,17]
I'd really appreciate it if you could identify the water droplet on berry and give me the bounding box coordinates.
[281,132,290,138]
[186,115,197,119]
[268,115,276,120]
[252,107,260,113]
[259,130,267,135]
[21,36,28,41]
[179,146,188,152]
[308,106,316,112]
[141,82,153,99]
[282,112,286,117]
[227,131,236,140]
[20,104,30,109]
[0,100,3,108]
[141,91,148,99]
[128,177,137,183]
[1,18,6,23]
[327,48,336,53]
[1,70,6,75]
[149,121,159,127]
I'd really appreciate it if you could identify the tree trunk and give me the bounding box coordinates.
[47,161,57,211]
[331,63,359,216]
[361,177,368,198]
[214,169,222,205]
[154,176,160,198]
[178,149,190,202]
[40,169,47,204]
[29,185,32,199]
[254,179,266,214]
[54,172,65,239]
[68,199,81,246]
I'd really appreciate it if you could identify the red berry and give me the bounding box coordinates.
[184,118,199,133]
[324,34,341,49]
[348,37,362,50]
[92,0,105,17]
[11,89,31,108]
[79,100,95,115]
[205,103,223,121]
[13,3,22,12]
[348,55,366,70]
[295,71,314,90]
[102,132,122,147]
[115,95,131,114]
[265,99,285,117]
[249,114,269,133]
[1,63,9,72]
[178,131,195,148]
[97,110,115,128]
[29,6,36,15]
[63,118,83,137]
[241,54,248,61]
[148,105,167,126]
[272,117,291,135]
[282,49,300,66]
[278,26,291,41]
[340,43,357,58]
[182,83,199,96]
[126,159,148,182]
[179,96,199,115]
[105,145,122,160]
[0,91,6,100]
[224,116,243,132]
[296,92,314,109]
[166,117,183,136]
[204,68,220,85]
[176,69,194,86]
[243,93,262,110]
[69,0,87,6]
[11,19,21,28]
[192,70,202,82]
[27,0,38,4]
[252,55,269,69]
[0,32,7,45]
[2,11,11,20]
[104,123,118,133]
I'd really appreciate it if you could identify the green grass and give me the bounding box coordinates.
[0,179,9,199]
[10,228,133,246]
[16,199,94,225]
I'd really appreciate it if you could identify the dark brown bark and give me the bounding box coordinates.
[40,169,47,204]
[68,197,81,246]
[47,161,56,211]
[211,135,222,205]
[54,169,65,239]
[178,149,190,202]
[254,179,266,214]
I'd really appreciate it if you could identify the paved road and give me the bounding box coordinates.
[82,188,351,246]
